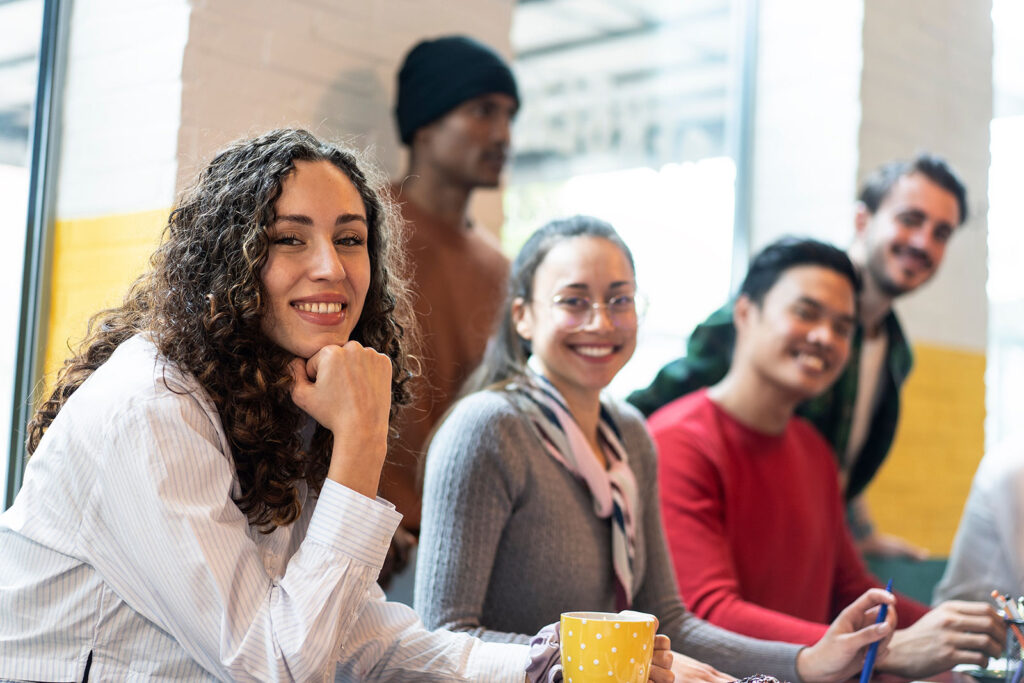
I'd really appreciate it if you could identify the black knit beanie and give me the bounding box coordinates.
[395,35,519,145]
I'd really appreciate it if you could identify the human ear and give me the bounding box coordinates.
[512,297,533,340]
[733,294,754,332]
[853,202,871,237]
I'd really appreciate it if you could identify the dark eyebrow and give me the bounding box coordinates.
[336,213,368,226]
[895,208,926,221]
[838,315,857,327]
[274,213,367,226]
[796,296,855,326]
[561,278,630,286]
[559,280,634,291]
[795,296,823,309]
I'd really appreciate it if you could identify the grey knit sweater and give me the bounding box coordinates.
[414,389,803,680]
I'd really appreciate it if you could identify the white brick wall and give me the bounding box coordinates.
[750,0,864,250]
[54,0,992,334]
[177,0,515,198]
[861,0,992,352]
[750,0,991,352]
[54,0,514,226]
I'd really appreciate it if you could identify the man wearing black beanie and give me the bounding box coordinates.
[380,35,519,592]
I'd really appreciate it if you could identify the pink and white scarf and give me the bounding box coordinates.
[509,364,639,610]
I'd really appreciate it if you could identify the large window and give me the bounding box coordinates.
[507,0,751,397]
[0,0,44,507]
[986,0,1024,447]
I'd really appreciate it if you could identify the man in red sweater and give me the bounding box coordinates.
[648,237,1004,679]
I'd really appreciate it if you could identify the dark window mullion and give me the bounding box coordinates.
[6,0,68,509]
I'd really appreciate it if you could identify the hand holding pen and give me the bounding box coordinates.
[859,579,894,683]
[795,587,896,683]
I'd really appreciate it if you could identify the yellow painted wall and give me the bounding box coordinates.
[43,209,167,388]
[865,343,986,556]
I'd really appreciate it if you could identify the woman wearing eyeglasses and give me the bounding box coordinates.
[414,215,899,683]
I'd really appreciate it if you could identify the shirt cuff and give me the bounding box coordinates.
[306,478,402,568]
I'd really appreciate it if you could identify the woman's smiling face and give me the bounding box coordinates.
[260,160,371,359]
[514,235,638,404]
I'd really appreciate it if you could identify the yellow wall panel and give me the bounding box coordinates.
[865,343,986,556]
[43,209,168,388]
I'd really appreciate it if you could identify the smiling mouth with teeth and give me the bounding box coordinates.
[794,350,828,371]
[293,302,345,314]
[574,345,617,358]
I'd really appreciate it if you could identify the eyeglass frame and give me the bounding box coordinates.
[546,291,647,330]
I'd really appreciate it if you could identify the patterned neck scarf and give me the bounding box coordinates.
[509,360,639,610]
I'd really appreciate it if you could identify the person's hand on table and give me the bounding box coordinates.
[856,530,930,560]
[877,600,1005,679]
[849,496,929,560]
[525,619,675,682]
[669,651,734,682]
[796,587,896,683]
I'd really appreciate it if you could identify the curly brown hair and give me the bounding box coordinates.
[27,129,414,529]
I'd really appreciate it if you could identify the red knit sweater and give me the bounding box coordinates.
[648,390,928,645]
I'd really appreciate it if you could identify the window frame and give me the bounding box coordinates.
[6,0,67,509]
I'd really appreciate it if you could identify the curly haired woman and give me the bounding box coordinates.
[0,129,542,682]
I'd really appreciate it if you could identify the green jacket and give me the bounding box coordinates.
[628,301,913,501]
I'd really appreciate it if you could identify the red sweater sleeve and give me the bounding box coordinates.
[652,419,828,645]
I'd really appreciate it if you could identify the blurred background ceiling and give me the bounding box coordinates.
[2,0,1021,171]
[509,0,735,180]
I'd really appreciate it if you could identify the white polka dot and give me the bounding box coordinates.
[568,630,573,636]
[643,644,648,650]
[633,632,638,638]
[611,647,617,653]
[595,633,602,639]
[580,642,586,649]
[579,665,584,671]
[593,659,599,665]
[640,666,645,675]
[614,623,621,629]
[567,656,572,662]
[608,672,613,677]
[582,619,588,624]
[630,658,635,664]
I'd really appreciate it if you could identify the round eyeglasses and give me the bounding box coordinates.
[549,293,646,330]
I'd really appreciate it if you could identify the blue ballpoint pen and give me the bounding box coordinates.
[1011,659,1024,683]
[859,579,893,683]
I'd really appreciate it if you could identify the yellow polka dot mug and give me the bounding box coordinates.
[560,610,657,683]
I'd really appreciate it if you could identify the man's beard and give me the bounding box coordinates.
[866,246,933,298]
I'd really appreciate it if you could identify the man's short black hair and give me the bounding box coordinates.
[858,153,968,225]
[739,236,862,306]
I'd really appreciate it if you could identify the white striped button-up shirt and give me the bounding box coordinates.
[0,335,527,681]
